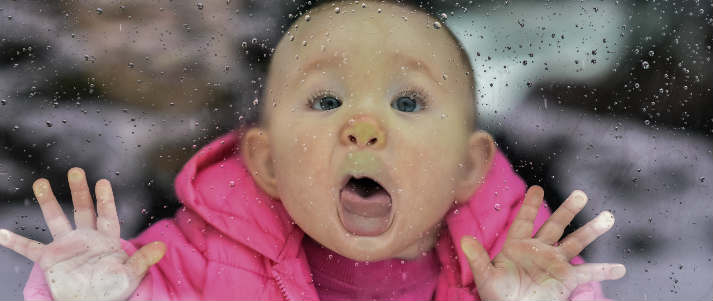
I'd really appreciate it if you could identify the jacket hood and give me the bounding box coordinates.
[174,131,527,288]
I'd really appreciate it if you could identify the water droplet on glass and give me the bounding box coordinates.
[440,13,448,20]
[302,40,308,46]
[648,50,655,57]
[494,203,502,211]
[229,181,236,187]
[361,2,367,8]
[334,7,340,14]
[128,62,135,68]
[644,119,650,126]
[95,8,103,15]
[377,8,382,13]
[442,73,448,80]
[196,3,204,10]
[305,14,311,21]
[141,208,148,215]
[641,61,650,70]
[433,21,442,29]
[45,121,52,127]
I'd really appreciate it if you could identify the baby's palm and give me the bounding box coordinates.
[461,186,626,300]
[0,168,165,300]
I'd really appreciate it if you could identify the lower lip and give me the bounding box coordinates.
[338,190,393,236]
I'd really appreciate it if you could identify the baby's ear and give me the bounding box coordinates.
[241,127,279,198]
[454,131,495,204]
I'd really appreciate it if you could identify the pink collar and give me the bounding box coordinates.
[174,130,528,289]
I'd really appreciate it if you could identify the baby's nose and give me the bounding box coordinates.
[340,115,386,149]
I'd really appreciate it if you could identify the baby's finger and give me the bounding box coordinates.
[68,168,97,229]
[33,179,72,239]
[534,190,587,245]
[0,229,45,262]
[126,241,166,280]
[559,211,615,260]
[96,179,120,238]
[567,263,626,288]
[460,236,494,284]
[507,186,544,240]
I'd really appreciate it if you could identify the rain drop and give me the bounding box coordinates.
[644,119,651,126]
[45,121,53,127]
[305,14,311,22]
[641,61,650,70]
[196,3,204,10]
[229,181,236,187]
[494,203,502,211]
[433,21,442,29]
[648,50,655,57]
[95,8,103,15]
[334,7,340,14]
[141,208,148,215]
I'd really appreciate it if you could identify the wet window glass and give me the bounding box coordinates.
[1,1,710,299]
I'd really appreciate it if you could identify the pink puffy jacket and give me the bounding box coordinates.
[24,131,607,300]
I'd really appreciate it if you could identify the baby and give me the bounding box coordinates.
[0,1,626,300]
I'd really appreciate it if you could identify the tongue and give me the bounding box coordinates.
[339,185,392,236]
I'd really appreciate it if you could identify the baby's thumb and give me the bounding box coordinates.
[126,241,166,280]
[460,236,493,281]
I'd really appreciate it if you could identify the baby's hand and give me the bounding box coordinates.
[0,168,165,301]
[460,186,626,301]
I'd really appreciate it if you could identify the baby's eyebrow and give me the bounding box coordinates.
[296,53,439,85]
[390,53,439,85]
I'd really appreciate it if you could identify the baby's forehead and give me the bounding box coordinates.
[270,5,467,80]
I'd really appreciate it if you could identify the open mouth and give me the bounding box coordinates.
[338,176,393,236]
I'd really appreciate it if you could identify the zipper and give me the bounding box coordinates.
[272,268,294,301]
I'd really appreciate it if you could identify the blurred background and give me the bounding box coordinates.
[0,0,710,299]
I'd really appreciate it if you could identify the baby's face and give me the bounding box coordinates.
[243,2,493,261]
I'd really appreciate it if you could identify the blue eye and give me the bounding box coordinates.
[311,96,342,111]
[391,96,422,112]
